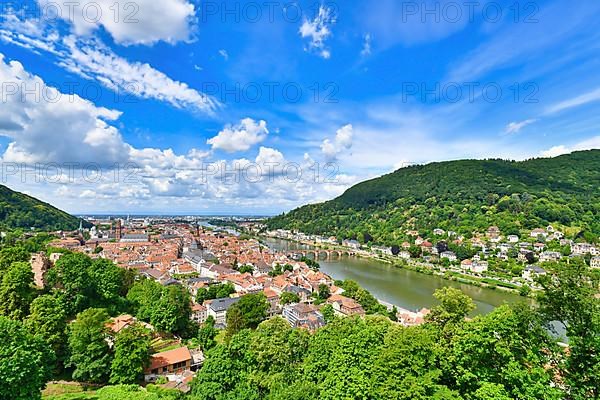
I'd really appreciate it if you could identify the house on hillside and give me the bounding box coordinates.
[326,294,365,317]
[144,347,193,382]
[440,251,457,262]
[539,251,561,263]
[572,243,598,256]
[507,235,519,243]
[522,265,547,282]
[342,239,361,250]
[486,226,501,241]
[530,228,547,239]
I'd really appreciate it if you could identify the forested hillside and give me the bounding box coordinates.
[0,185,82,231]
[268,150,600,244]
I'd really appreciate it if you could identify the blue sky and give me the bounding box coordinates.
[0,0,599,214]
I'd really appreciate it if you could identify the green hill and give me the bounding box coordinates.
[0,185,82,231]
[267,150,600,244]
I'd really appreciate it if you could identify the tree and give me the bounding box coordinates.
[426,287,475,327]
[238,265,254,274]
[280,291,300,305]
[25,294,68,369]
[195,282,235,303]
[88,258,126,313]
[68,308,113,383]
[321,304,335,323]
[0,261,37,320]
[127,280,192,336]
[151,285,192,335]
[318,284,331,300]
[127,278,163,322]
[110,323,152,384]
[472,383,512,400]
[537,259,600,399]
[226,293,268,337]
[436,241,449,254]
[372,324,455,399]
[0,246,30,271]
[0,316,54,400]
[197,316,218,351]
[408,245,422,259]
[444,304,562,399]
[46,252,93,316]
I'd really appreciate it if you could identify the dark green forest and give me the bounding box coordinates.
[268,150,600,244]
[0,185,82,231]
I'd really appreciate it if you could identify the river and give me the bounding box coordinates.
[265,237,527,315]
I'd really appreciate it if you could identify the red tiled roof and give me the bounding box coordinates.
[148,347,192,371]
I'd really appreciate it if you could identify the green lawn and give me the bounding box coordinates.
[42,383,99,399]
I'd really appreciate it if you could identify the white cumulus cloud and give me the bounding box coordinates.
[540,136,600,158]
[36,0,196,46]
[207,118,269,153]
[321,124,354,160]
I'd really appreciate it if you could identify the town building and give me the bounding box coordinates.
[145,347,193,382]
[282,303,325,330]
[120,233,150,243]
[206,297,241,327]
[190,303,208,324]
[522,265,547,282]
[327,294,365,317]
[440,251,457,262]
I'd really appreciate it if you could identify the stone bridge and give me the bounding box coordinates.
[287,249,355,260]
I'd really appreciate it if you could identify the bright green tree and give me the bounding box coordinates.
[226,293,268,337]
[25,294,68,369]
[537,259,600,399]
[0,316,54,400]
[0,261,37,320]
[426,287,475,327]
[280,291,300,305]
[197,316,218,351]
[110,323,152,384]
[67,308,113,383]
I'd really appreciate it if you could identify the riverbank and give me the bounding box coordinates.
[263,236,529,315]
[261,234,531,298]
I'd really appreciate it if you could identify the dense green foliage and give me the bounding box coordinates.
[537,258,600,399]
[268,151,600,244]
[0,316,54,400]
[225,293,269,337]
[0,261,37,319]
[196,283,235,303]
[110,323,152,385]
[67,308,113,384]
[189,303,564,400]
[26,294,69,369]
[127,278,193,336]
[0,184,83,231]
[47,254,129,316]
[279,291,300,305]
